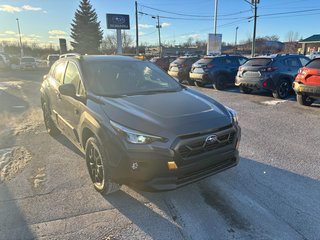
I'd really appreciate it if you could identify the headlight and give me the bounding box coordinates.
[110,120,167,144]
[225,106,238,123]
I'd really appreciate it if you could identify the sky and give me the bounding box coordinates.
[0,0,320,48]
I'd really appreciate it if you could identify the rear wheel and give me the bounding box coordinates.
[187,79,195,86]
[297,94,314,106]
[85,137,120,195]
[272,79,290,99]
[214,75,226,90]
[239,86,253,94]
[42,101,60,136]
[195,81,204,87]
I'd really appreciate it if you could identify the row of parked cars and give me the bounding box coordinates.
[151,54,320,106]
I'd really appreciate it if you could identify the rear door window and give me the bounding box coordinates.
[306,59,320,69]
[282,57,301,67]
[238,57,248,65]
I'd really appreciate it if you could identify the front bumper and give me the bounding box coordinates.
[111,124,241,191]
[293,82,320,97]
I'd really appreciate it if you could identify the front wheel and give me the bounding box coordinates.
[297,94,314,106]
[85,137,120,195]
[272,79,290,99]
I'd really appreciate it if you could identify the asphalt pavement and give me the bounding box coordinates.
[0,69,319,240]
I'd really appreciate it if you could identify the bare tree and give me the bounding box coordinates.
[101,31,133,54]
[286,31,300,42]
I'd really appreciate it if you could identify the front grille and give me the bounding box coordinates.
[177,131,236,158]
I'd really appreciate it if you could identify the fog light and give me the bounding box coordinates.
[131,162,139,170]
[167,161,178,170]
[299,87,302,93]
[263,81,267,87]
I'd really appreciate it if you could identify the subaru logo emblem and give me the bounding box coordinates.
[205,135,218,144]
[112,16,126,24]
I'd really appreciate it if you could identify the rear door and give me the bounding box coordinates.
[281,56,301,79]
[220,57,239,83]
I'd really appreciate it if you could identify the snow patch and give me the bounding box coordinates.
[0,146,32,183]
[0,81,23,91]
[261,100,287,106]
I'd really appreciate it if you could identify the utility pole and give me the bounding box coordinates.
[251,0,259,57]
[16,18,23,57]
[135,1,139,55]
[235,26,239,52]
[153,16,162,57]
[214,0,218,34]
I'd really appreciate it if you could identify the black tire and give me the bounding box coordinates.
[239,86,253,94]
[187,79,195,86]
[214,75,226,90]
[195,81,204,87]
[85,136,120,195]
[42,101,60,136]
[272,79,291,99]
[297,94,314,106]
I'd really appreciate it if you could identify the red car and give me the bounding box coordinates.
[293,58,320,106]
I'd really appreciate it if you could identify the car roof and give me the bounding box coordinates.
[81,55,141,62]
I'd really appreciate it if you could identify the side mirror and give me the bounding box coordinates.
[59,83,76,97]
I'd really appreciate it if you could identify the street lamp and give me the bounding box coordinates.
[152,15,162,57]
[235,26,239,53]
[16,18,23,57]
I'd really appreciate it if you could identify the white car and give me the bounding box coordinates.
[310,51,320,59]
[20,57,37,70]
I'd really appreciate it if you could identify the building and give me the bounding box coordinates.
[299,34,320,54]
[145,46,204,57]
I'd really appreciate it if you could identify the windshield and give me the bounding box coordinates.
[306,59,320,69]
[83,60,182,97]
[172,57,188,64]
[48,56,59,61]
[243,58,272,66]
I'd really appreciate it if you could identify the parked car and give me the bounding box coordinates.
[0,53,10,68]
[293,58,320,106]
[167,56,199,84]
[150,56,176,71]
[235,54,310,99]
[20,57,37,70]
[309,51,320,59]
[47,54,60,67]
[40,55,241,195]
[189,55,248,89]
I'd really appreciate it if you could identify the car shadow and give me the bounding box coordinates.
[103,157,320,239]
[52,134,84,158]
[0,183,34,239]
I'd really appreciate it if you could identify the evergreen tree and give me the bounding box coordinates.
[70,0,103,54]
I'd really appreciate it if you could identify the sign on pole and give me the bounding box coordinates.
[106,14,130,54]
[207,33,222,55]
[106,14,130,30]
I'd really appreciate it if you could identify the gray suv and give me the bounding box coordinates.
[40,55,241,195]
[235,54,310,99]
[189,55,248,89]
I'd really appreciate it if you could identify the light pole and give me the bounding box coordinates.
[214,0,218,34]
[152,15,161,57]
[251,0,259,57]
[16,18,23,57]
[135,1,139,55]
[235,26,239,53]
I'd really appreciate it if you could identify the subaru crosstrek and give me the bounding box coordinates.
[235,54,310,99]
[167,56,199,84]
[293,58,320,106]
[40,55,241,195]
[189,55,248,89]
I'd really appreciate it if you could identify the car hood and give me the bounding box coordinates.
[100,88,232,137]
